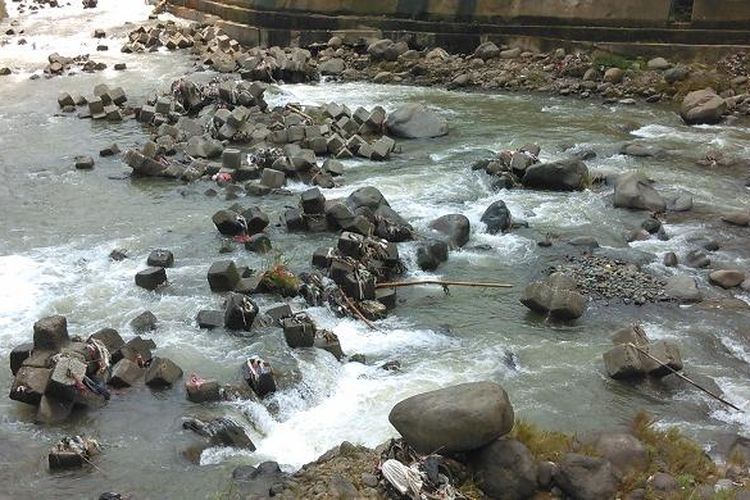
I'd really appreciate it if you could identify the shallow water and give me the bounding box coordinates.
[1,1,750,498]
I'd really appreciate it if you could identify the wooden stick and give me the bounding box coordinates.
[375,280,513,290]
[342,294,381,332]
[628,343,744,413]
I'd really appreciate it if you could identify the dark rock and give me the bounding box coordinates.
[109,248,128,261]
[522,159,588,191]
[47,355,88,402]
[284,208,307,231]
[99,143,120,157]
[300,188,326,215]
[108,358,144,388]
[33,315,69,351]
[130,310,157,333]
[553,454,618,500]
[470,438,538,500]
[147,249,174,268]
[314,330,344,360]
[481,200,512,234]
[388,381,514,454]
[88,328,124,353]
[135,267,167,290]
[186,377,221,403]
[196,310,224,329]
[231,461,288,498]
[183,416,255,449]
[282,315,316,348]
[74,155,95,170]
[10,366,50,405]
[241,206,270,234]
[416,239,448,271]
[112,336,154,365]
[430,214,470,248]
[244,234,272,254]
[663,252,678,267]
[207,261,240,292]
[212,210,246,236]
[10,343,33,376]
[144,357,183,387]
[36,395,74,424]
[224,293,258,331]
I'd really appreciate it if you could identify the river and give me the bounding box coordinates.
[1,1,749,498]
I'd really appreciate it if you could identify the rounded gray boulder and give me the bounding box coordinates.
[385,104,448,139]
[388,381,514,454]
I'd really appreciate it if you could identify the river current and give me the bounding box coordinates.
[1,1,749,497]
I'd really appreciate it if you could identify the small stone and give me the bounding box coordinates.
[99,143,120,157]
[74,155,95,170]
[147,249,174,268]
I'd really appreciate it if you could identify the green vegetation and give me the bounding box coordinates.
[510,419,576,461]
[260,254,300,297]
[592,52,638,70]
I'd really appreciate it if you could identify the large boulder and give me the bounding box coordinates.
[521,159,588,191]
[613,172,666,211]
[388,381,514,454]
[553,454,619,500]
[473,41,500,60]
[680,88,727,125]
[709,269,745,289]
[385,104,448,139]
[470,438,538,500]
[481,200,512,234]
[429,214,470,248]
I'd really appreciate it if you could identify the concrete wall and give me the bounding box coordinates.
[217,0,674,26]
[692,0,750,27]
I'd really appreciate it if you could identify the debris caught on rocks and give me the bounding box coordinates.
[48,435,101,471]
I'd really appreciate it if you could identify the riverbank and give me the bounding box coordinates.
[1,1,750,499]
[227,382,750,499]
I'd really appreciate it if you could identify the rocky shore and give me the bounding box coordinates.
[228,381,750,499]
[2,2,750,499]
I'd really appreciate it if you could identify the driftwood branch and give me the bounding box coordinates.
[628,343,744,413]
[342,294,381,332]
[375,280,513,290]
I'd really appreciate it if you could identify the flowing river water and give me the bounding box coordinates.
[1,1,750,498]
